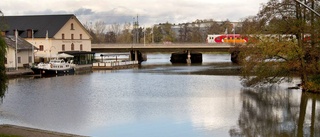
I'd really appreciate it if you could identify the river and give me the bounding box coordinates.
[0,53,319,137]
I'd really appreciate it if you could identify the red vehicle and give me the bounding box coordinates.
[207,34,248,44]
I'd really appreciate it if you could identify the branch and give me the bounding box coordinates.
[295,0,320,17]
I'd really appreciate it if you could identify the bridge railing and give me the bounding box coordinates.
[93,61,138,67]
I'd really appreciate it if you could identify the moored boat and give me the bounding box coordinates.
[31,59,75,76]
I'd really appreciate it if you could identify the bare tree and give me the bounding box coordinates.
[93,21,106,43]
[117,22,132,43]
[109,23,121,36]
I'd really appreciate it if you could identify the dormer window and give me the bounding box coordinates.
[27,29,32,38]
[71,23,74,30]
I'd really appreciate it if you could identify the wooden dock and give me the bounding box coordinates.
[92,61,139,70]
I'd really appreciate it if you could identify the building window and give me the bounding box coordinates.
[80,34,82,40]
[62,44,65,51]
[80,44,83,51]
[71,34,74,40]
[62,34,65,39]
[39,45,44,51]
[4,57,7,64]
[27,30,32,38]
[29,56,32,63]
[71,43,74,51]
[71,23,74,30]
[18,57,21,63]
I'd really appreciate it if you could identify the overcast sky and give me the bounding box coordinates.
[0,0,269,27]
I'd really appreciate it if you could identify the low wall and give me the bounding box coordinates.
[92,61,139,70]
[74,64,93,74]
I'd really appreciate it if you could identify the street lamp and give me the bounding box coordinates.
[132,17,135,45]
[100,54,104,62]
[49,46,56,59]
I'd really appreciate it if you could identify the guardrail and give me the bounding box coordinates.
[92,61,139,70]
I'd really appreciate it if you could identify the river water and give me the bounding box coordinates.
[1,53,319,137]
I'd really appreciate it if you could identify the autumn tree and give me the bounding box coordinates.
[144,27,153,44]
[152,25,163,43]
[205,21,223,34]
[177,23,192,42]
[190,22,203,43]
[239,0,320,93]
[159,22,176,42]
[138,27,153,44]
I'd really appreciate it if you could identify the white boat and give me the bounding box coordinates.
[31,59,75,76]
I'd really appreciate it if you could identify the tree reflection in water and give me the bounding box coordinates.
[0,74,8,103]
[230,86,320,137]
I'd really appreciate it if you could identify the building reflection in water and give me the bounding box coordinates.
[230,86,320,137]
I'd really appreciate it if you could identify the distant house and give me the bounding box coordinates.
[2,14,93,64]
[3,35,37,69]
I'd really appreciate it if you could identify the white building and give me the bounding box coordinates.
[3,35,37,69]
[2,14,93,65]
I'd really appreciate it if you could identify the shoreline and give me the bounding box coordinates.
[0,124,87,137]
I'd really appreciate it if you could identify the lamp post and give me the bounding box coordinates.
[143,27,146,46]
[132,17,135,44]
[49,46,56,59]
[15,29,18,70]
[100,54,104,62]
[32,29,34,64]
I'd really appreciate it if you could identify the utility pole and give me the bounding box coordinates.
[136,15,139,43]
[15,29,18,70]
[132,17,135,44]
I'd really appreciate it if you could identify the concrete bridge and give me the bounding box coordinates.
[91,43,233,53]
[91,43,237,64]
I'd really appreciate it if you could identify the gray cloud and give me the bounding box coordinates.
[24,9,70,15]
[0,0,270,28]
[74,8,94,16]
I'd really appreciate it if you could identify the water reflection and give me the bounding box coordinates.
[0,71,7,100]
[230,86,320,137]
[1,53,320,137]
[2,72,244,137]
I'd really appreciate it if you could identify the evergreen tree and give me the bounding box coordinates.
[0,36,7,99]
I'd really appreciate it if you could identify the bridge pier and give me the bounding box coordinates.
[230,47,241,64]
[170,50,202,64]
[130,50,147,64]
[186,50,191,64]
